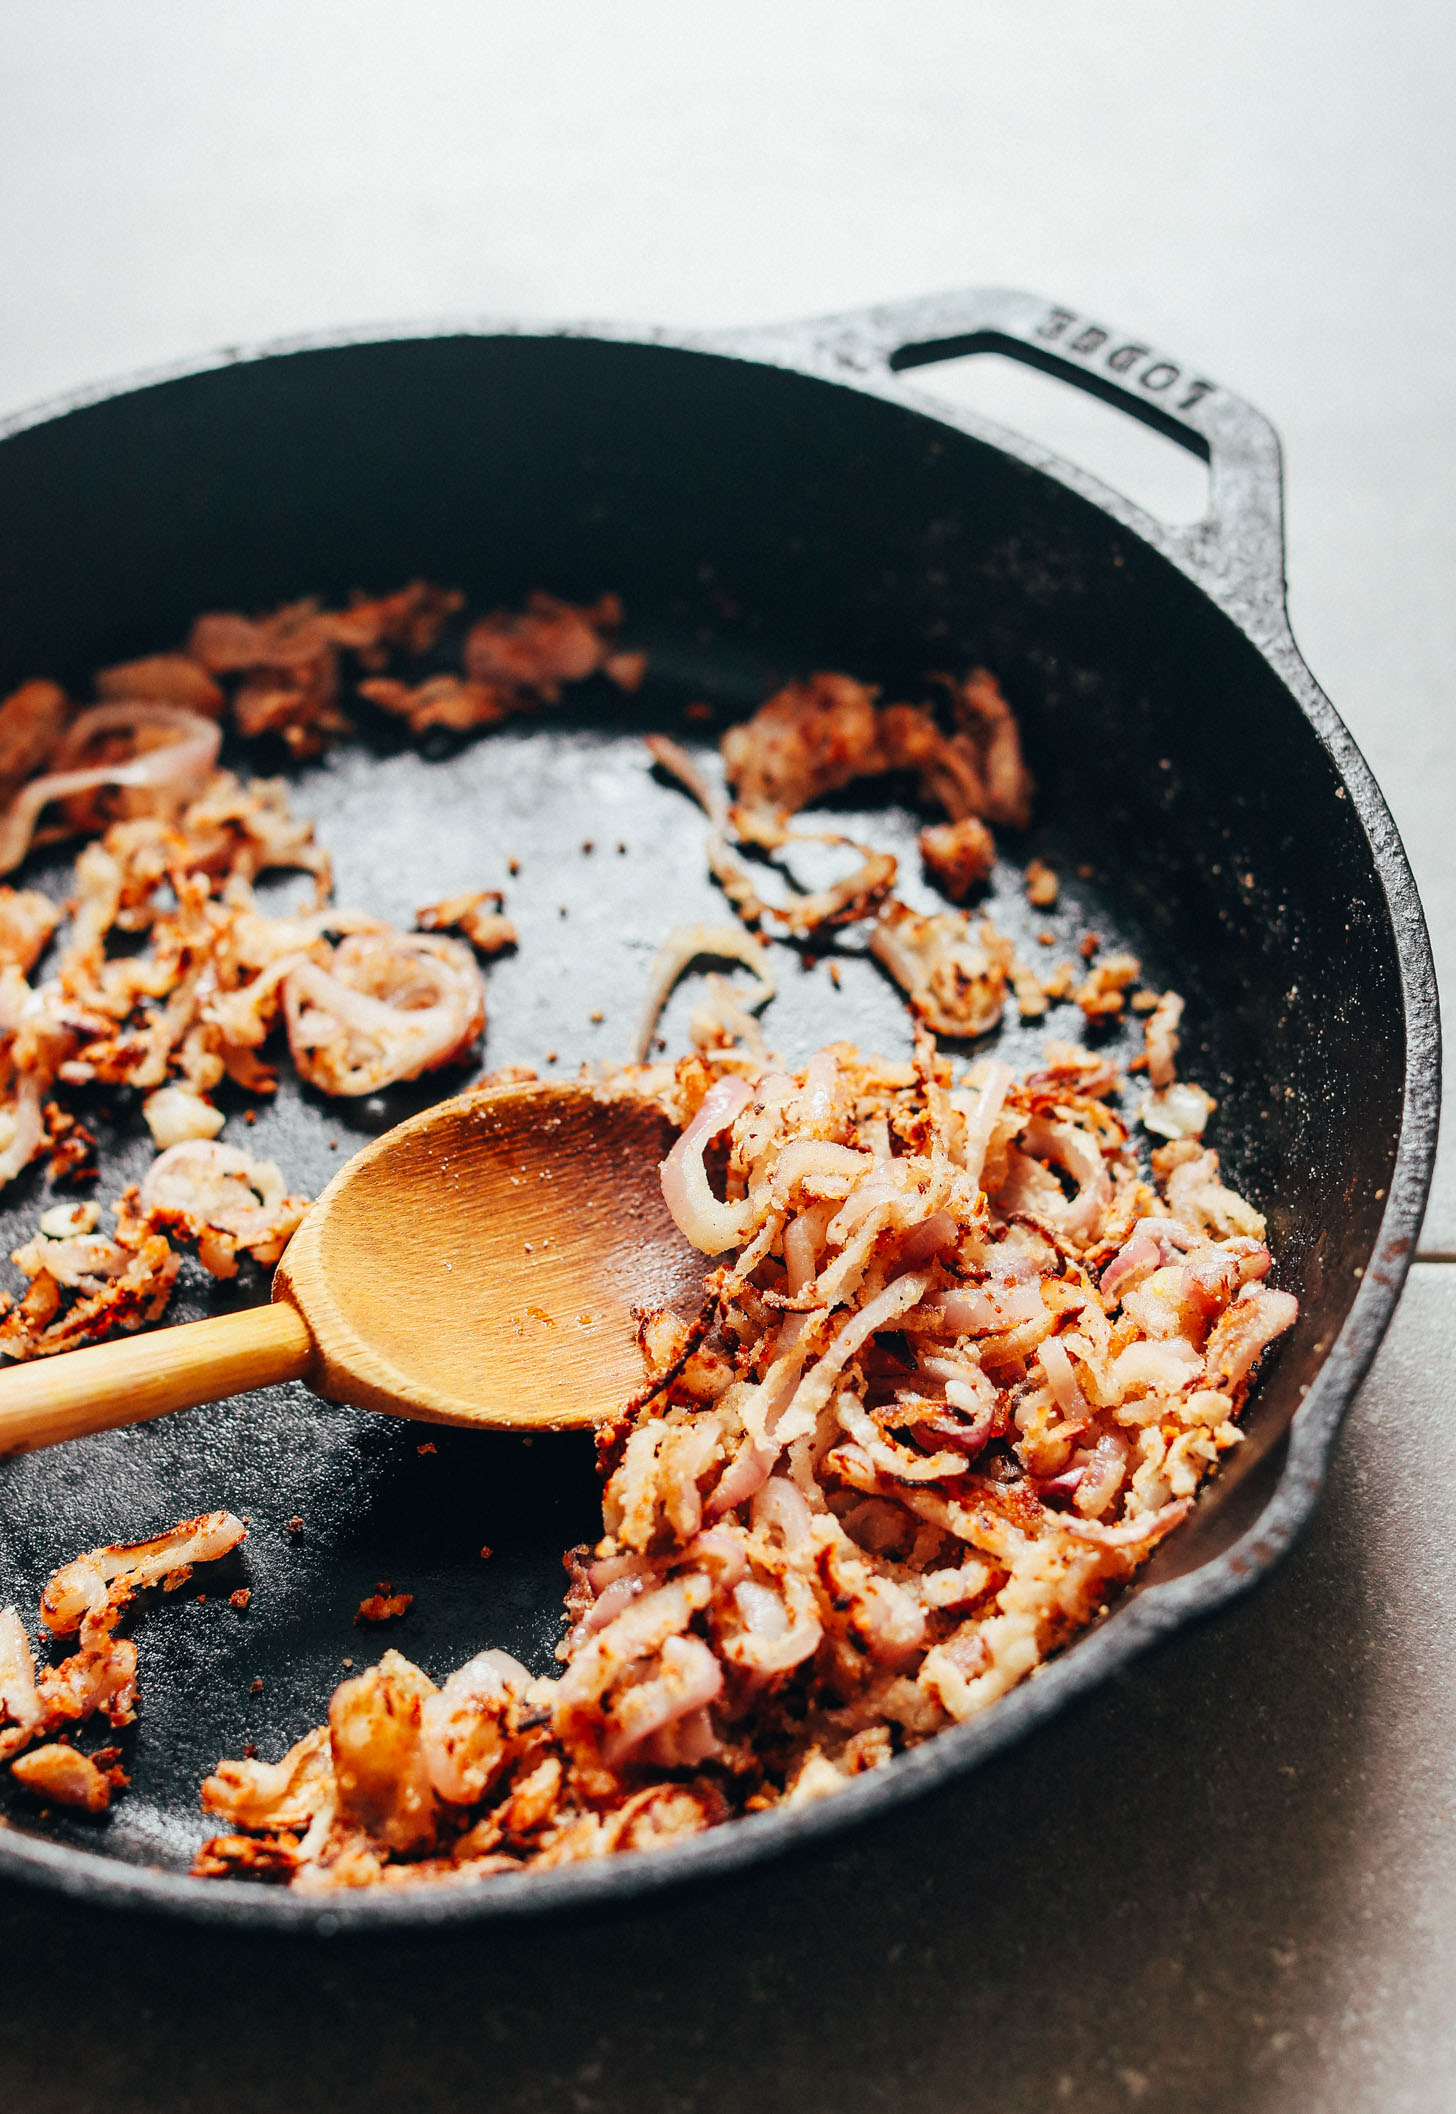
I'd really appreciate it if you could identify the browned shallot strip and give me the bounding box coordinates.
[0,704,220,875]
[192,1024,1294,1893]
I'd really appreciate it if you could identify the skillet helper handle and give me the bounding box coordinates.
[0,1302,314,1457]
[759,285,1289,641]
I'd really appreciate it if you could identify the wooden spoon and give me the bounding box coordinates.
[0,1082,705,1457]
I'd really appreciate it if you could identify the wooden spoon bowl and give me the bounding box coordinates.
[278,1081,704,1428]
[0,1083,705,1454]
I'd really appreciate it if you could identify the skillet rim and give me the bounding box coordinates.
[0,304,1439,1930]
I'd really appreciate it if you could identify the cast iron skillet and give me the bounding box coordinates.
[0,287,1438,1929]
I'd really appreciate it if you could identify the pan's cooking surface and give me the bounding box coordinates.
[0,680,1155,1876]
[0,320,1432,1919]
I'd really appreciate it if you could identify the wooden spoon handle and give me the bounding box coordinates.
[0,1303,314,1458]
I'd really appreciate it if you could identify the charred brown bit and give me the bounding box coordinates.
[416,890,518,958]
[465,592,624,703]
[43,1101,99,1186]
[1074,952,1141,1021]
[0,886,62,974]
[359,675,511,737]
[325,582,463,664]
[604,650,648,694]
[194,1032,1295,1890]
[358,590,629,727]
[10,1742,114,1812]
[869,899,1014,1040]
[191,1832,302,1882]
[0,1198,180,1360]
[190,598,349,759]
[919,817,995,902]
[721,669,1032,835]
[721,673,884,821]
[356,1586,414,1626]
[942,671,1035,829]
[1025,858,1059,909]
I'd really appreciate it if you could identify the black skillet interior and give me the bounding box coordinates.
[0,326,1421,1913]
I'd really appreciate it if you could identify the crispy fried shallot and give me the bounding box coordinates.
[0,581,1289,1892]
[721,669,1032,833]
[0,703,222,876]
[196,1030,1294,1890]
[661,667,1036,959]
[416,891,518,957]
[137,1140,309,1276]
[282,931,484,1096]
[10,1742,116,1812]
[0,887,61,973]
[920,816,995,902]
[0,1197,179,1359]
[0,680,70,799]
[2,1514,244,1790]
[869,898,1014,1039]
[464,592,623,702]
[0,581,591,1357]
[632,924,776,1065]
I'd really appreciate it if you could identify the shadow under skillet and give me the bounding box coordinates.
[4,1266,1455,2114]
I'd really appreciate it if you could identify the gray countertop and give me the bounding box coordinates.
[1,3,1453,2108]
